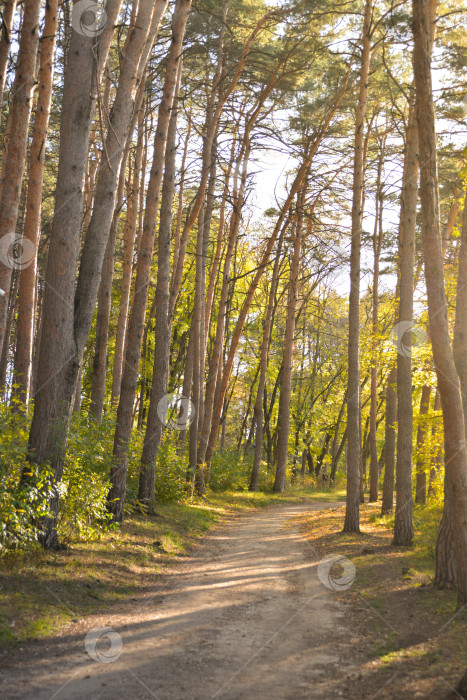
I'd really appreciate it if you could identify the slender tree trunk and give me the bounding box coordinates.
[111,99,146,404]
[392,102,419,545]
[138,59,183,505]
[415,384,431,505]
[274,197,303,492]
[197,143,250,472]
[0,0,17,117]
[344,0,372,533]
[250,235,283,491]
[381,365,397,515]
[428,388,442,493]
[27,0,123,548]
[90,78,147,419]
[0,0,41,356]
[12,0,58,406]
[109,0,192,522]
[413,0,467,606]
[369,145,384,501]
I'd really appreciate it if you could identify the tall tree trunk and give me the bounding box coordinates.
[109,0,192,522]
[413,0,467,606]
[138,59,183,505]
[0,0,17,117]
[369,143,384,502]
[344,0,372,533]
[415,384,431,505]
[273,198,303,492]
[381,365,397,515]
[27,0,123,548]
[89,79,147,420]
[249,235,283,491]
[428,388,442,493]
[13,0,59,406]
[393,103,419,546]
[197,143,250,472]
[0,0,41,356]
[111,99,146,405]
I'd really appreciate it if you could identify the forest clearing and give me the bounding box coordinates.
[0,0,466,697]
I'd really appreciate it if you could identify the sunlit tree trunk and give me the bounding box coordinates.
[138,60,183,505]
[0,0,17,116]
[381,365,397,515]
[369,142,384,502]
[250,235,284,491]
[344,0,372,533]
[27,0,123,548]
[415,384,431,505]
[0,0,41,357]
[413,0,467,606]
[274,195,304,492]
[111,99,146,405]
[109,0,192,522]
[393,103,419,545]
[13,1,58,405]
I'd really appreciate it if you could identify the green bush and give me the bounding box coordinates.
[208,448,252,491]
[59,410,116,541]
[0,402,53,551]
[153,432,187,503]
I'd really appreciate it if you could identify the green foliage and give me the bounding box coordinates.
[209,448,253,491]
[153,432,187,503]
[0,402,53,551]
[58,410,116,542]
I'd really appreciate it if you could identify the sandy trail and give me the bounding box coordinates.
[1,500,364,699]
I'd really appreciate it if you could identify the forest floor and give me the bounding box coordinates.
[0,493,465,699]
[297,502,466,699]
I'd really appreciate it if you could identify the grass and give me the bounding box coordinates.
[0,483,342,649]
[296,499,467,699]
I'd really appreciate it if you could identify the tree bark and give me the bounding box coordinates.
[27,0,123,548]
[0,0,17,117]
[415,384,431,505]
[109,0,192,522]
[250,235,283,491]
[381,365,397,515]
[344,0,372,533]
[138,59,183,505]
[0,0,41,356]
[111,99,146,405]
[13,0,59,405]
[393,103,419,545]
[369,143,384,502]
[413,0,467,605]
[274,197,304,492]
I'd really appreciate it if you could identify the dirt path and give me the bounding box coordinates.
[1,500,367,699]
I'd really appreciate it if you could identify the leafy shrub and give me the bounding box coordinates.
[208,448,252,491]
[153,432,187,503]
[58,410,115,542]
[0,402,53,551]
